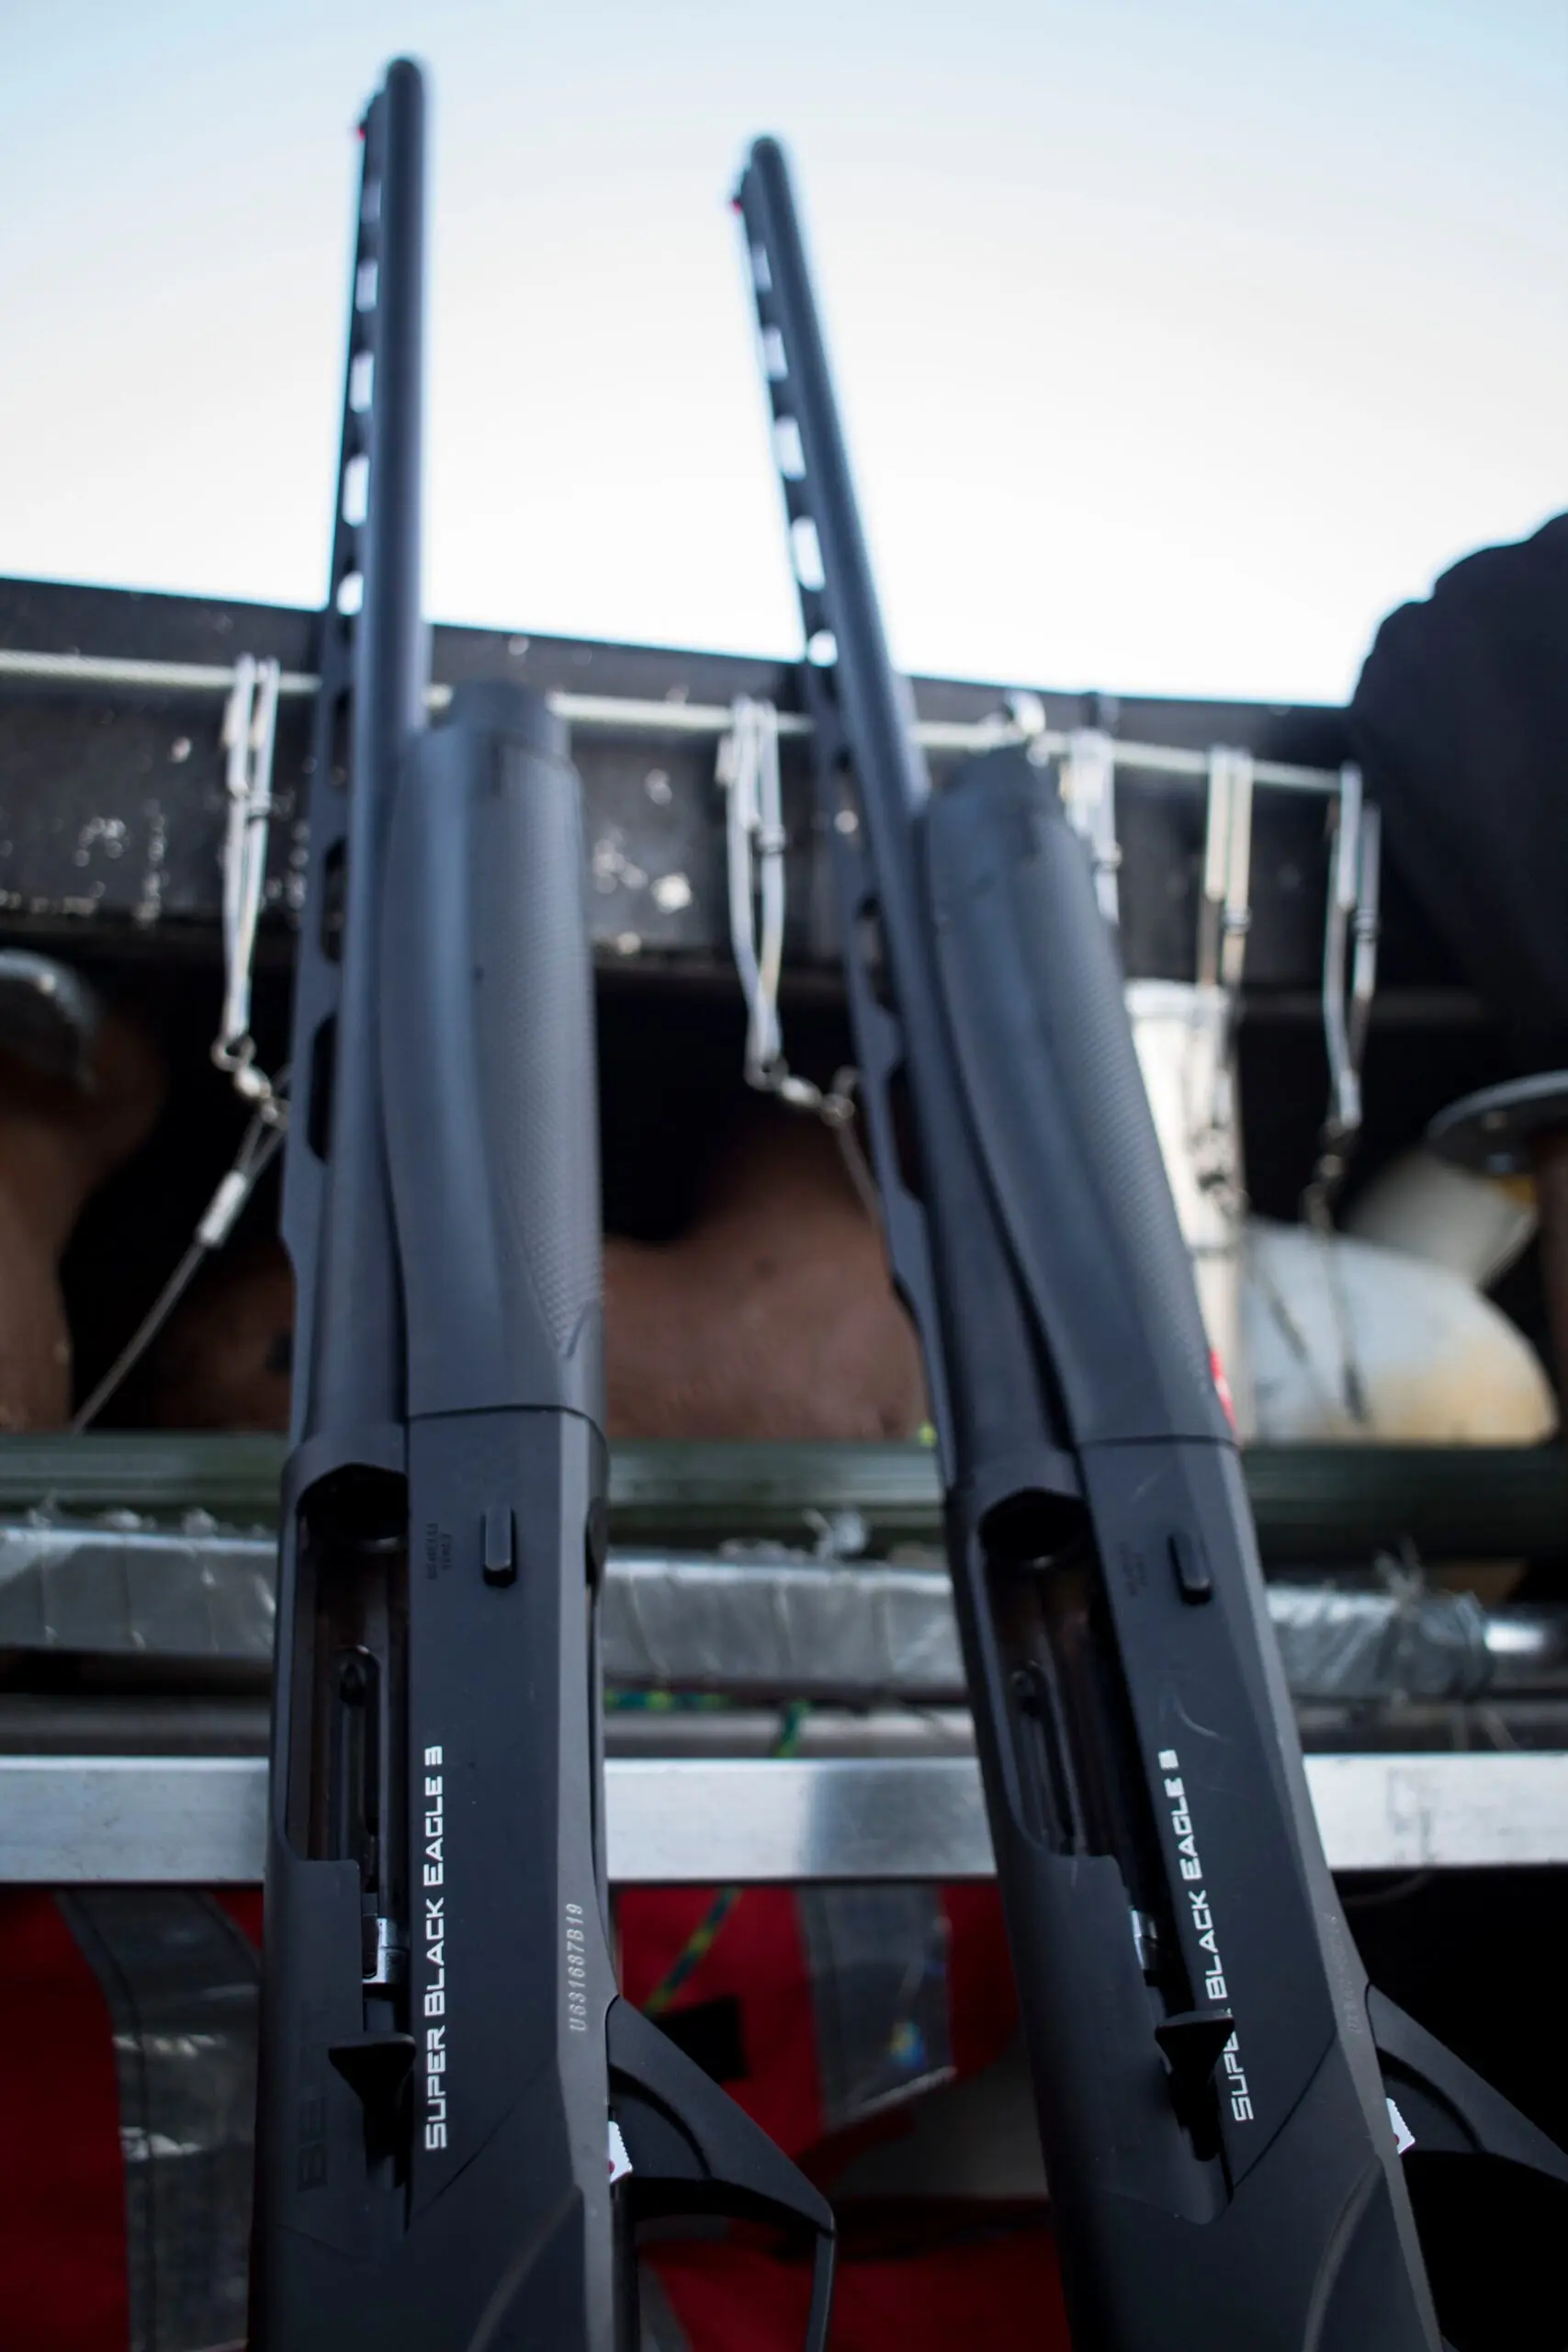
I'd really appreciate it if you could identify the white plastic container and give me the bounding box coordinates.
[1240,1218,1555,1446]
[1125,979,1249,1429]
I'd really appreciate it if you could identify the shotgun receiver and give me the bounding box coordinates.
[733,133,1568,2351]
[251,64,834,2347]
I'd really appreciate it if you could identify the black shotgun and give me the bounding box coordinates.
[251,64,834,2347]
[732,132,1568,2352]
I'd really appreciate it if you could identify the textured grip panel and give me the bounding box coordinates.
[379,685,604,1422]
[472,737,601,1360]
[926,748,1224,1447]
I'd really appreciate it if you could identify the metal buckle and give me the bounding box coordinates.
[717,696,877,1216]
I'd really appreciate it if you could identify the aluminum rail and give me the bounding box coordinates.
[0,645,1342,791]
[2,1749,1563,1884]
[10,1695,1568,1762]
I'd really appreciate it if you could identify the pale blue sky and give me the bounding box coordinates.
[2,0,1563,702]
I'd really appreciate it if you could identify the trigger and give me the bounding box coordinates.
[608,2117,634,2185]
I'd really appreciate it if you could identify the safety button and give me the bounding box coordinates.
[482,1507,516,1586]
[1168,1529,1213,1603]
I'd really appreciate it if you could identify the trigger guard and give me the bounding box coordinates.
[607,1997,836,2351]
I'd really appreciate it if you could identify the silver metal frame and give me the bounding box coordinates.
[2,1749,1561,1885]
[0,646,1345,792]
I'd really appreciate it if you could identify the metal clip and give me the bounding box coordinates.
[1060,729,1122,924]
[1188,746,1256,1159]
[213,654,287,1126]
[720,697,797,1101]
[1301,764,1382,1427]
[1198,746,1254,992]
[717,697,878,1217]
[1315,762,1382,1180]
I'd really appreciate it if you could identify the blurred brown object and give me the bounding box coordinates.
[145,1104,923,1442]
[0,1005,165,1430]
[141,1235,295,1432]
[604,1107,925,1442]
